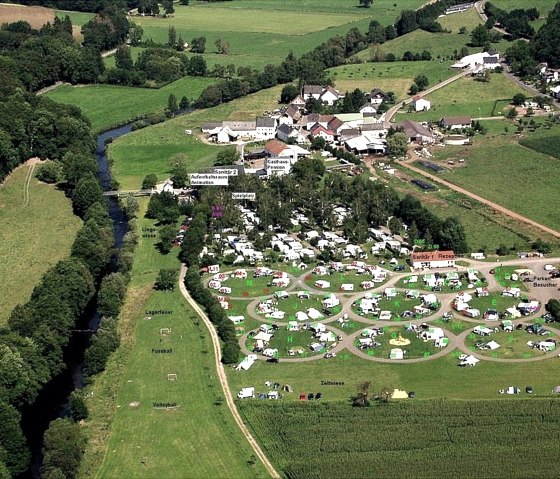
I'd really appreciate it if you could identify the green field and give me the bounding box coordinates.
[55,9,94,25]
[431,132,560,232]
[381,164,538,254]
[464,329,552,359]
[0,164,81,323]
[239,399,560,478]
[46,77,216,133]
[519,123,560,159]
[329,60,454,100]
[490,0,558,14]
[79,199,268,479]
[396,73,527,121]
[108,85,284,189]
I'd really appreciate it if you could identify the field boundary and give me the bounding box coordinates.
[178,264,281,479]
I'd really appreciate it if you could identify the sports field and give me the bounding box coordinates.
[80,199,268,479]
[329,60,454,100]
[108,85,284,190]
[396,73,527,121]
[239,399,560,479]
[45,77,216,134]
[0,163,81,323]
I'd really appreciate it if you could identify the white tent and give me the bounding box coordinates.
[228,316,245,325]
[307,308,324,320]
[263,348,278,357]
[253,331,272,342]
[460,355,479,367]
[315,280,331,289]
[506,307,521,319]
[486,340,500,350]
[266,311,286,320]
[384,288,397,298]
[310,322,326,333]
[295,311,309,321]
[422,293,438,305]
[236,354,257,371]
[318,331,336,342]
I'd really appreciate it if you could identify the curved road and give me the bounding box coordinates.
[178,265,281,479]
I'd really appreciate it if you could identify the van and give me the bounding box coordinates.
[237,387,255,399]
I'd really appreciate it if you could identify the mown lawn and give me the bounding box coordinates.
[395,73,527,121]
[80,199,268,479]
[46,77,216,134]
[108,85,284,190]
[0,164,81,323]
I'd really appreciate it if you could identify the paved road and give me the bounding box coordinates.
[400,151,560,239]
[179,265,281,479]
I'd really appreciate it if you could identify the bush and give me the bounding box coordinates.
[69,391,89,422]
[35,162,63,184]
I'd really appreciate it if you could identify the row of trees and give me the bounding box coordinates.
[180,208,241,364]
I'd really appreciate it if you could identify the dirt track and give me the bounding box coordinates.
[179,265,281,479]
[400,155,560,239]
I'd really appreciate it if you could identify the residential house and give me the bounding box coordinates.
[319,86,342,105]
[290,95,306,108]
[369,88,387,105]
[276,123,294,143]
[359,103,377,114]
[256,117,277,139]
[309,124,335,143]
[394,120,434,144]
[302,85,324,100]
[279,104,302,125]
[412,96,431,112]
[441,116,472,130]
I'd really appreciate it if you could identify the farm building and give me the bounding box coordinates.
[440,116,472,130]
[394,120,434,144]
[411,251,456,269]
[412,96,431,112]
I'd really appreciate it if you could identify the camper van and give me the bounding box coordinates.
[237,387,255,399]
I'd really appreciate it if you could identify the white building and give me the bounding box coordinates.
[412,96,431,112]
[411,251,455,269]
[451,52,500,70]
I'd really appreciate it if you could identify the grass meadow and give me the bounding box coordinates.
[431,132,560,232]
[0,164,81,323]
[519,123,560,159]
[79,198,268,479]
[329,60,455,100]
[354,7,512,62]
[381,165,539,254]
[395,73,527,121]
[238,399,560,479]
[45,77,216,134]
[108,84,284,189]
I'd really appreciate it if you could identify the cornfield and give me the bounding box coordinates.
[239,399,560,478]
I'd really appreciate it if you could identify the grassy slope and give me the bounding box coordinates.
[519,123,560,159]
[355,8,510,62]
[490,0,557,13]
[45,77,216,134]
[329,60,455,100]
[80,199,267,479]
[109,85,284,190]
[432,132,560,232]
[0,164,81,323]
[395,73,526,121]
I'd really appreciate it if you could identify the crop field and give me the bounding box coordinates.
[45,77,216,134]
[0,3,54,28]
[431,133,560,232]
[108,85,284,190]
[0,163,81,323]
[329,60,454,101]
[80,198,267,479]
[239,399,560,479]
[519,123,560,159]
[396,73,526,121]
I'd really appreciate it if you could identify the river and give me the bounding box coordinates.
[22,123,134,478]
